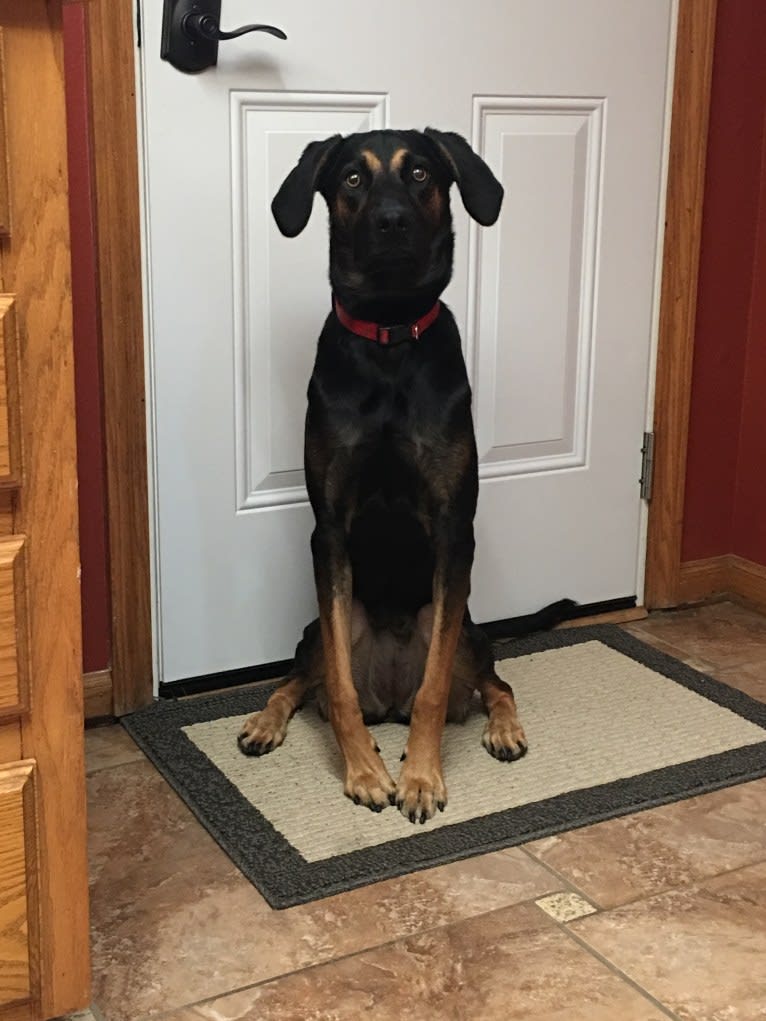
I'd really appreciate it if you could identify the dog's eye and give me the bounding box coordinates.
[412,166,428,183]
[345,171,361,188]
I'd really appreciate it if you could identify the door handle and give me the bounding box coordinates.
[161,0,287,74]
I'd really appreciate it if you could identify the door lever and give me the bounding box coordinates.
[161,0,286,74]
[183,13,286,43]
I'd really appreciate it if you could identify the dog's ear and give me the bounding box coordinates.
[271,134,343,237]
[425,128,503,226]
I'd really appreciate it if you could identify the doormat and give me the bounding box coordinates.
[123,626,766,909]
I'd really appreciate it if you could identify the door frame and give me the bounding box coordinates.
[86,0,153,715]
[84,0,717,714]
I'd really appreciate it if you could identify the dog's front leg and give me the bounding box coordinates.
[312,518,396,811]
[397,515,474,823]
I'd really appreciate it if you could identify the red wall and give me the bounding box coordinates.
[682,0,766,567]
[63,2,112,673]
[732,115,766,566]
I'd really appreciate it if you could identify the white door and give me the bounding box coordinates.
[139,1,676,684]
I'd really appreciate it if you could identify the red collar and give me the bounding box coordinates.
[333,296,441,346]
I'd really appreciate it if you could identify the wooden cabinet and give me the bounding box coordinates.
[0,3,90,1019]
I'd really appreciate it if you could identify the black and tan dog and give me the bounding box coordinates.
[238,128,569,823]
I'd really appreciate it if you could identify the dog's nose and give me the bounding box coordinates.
[374,205,411,235]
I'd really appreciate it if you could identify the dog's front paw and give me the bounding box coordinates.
[482,711,528,762]
[344,748,396,813]
[237,709,287,757]
[396,758,447,824]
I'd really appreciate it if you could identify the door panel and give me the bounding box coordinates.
[0,763,37,1013]
[473,98,601,472]
[234,93,387,509]
[0,537,27,717]
[142,1,676,681]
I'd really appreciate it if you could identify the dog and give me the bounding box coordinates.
[237,128,571,823]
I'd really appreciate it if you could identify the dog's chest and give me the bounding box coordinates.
[356,427,423,509]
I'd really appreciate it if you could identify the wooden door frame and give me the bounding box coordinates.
[86,0,153,715]
[84,0,717,714]
[645,0,718,607]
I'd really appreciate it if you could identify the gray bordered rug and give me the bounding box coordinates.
[123,626,766,909]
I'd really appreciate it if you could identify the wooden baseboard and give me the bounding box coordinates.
[83,668,113,720]
[728,555,766,614]
[556,607,648,629]
[678,555,731,603]
[679,554,766,614]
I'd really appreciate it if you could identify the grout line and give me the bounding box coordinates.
[518,843,604,906]
[521,833,766,912]
[551,918,684,1021]
[677,857,766,890]
[144,891,570,1021]
[85,754,148,777]
[523,855,766,1020]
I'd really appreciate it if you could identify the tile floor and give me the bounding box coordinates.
[80,601,766,1021]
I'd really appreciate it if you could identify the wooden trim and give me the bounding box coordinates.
[729,556,766,615]
[556,607,649,629]
[87,0,153,714]
[0,295,21,487]
[0,1,91,1012]
[678,554,730,603]
[644,0,718,608]
[679,554,766,615]
[83,667,113,720]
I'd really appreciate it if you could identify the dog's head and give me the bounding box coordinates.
[271,129,503,307]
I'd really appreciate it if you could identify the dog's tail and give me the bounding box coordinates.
[484,598,578,640]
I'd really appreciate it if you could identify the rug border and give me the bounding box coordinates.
[123,625,766,909]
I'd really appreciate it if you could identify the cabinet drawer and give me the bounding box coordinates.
[0,297,19,485]
[0,538,27,716]
[0,761,37,1012]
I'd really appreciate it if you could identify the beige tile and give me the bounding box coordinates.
[625,601,766,670]
[85,724,145,774]
[535,891,597,922]
[163,902,669,1021]
[570,861,766,1021]
[88,760,563,1021]
[526,777,766,908]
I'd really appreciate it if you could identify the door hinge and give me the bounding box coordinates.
[640,431,655,501]
[136,0,142,47]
